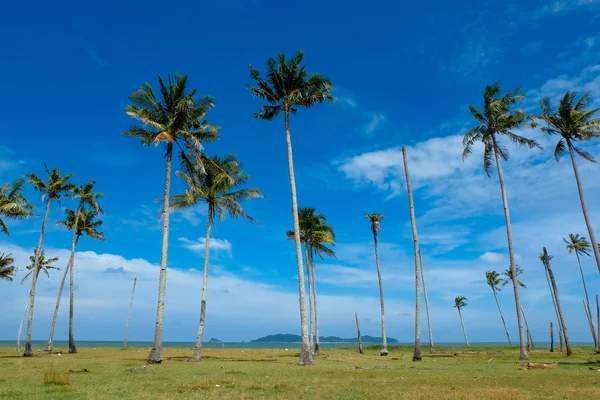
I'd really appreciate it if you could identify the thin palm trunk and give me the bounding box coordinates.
[310,251,320,356]
[403,147,422,362]
[457,308,469,347]
[575,252,597,346]
[596,295,600,354]
[24,198,51,357]
[284,109,312,366]
[148,142,173,364]
[419,252,434,353]
[492,288,512,346]
[544,247,572,356]
[559,329,564,352]
[492,133,527,360]
[355,312,364,354]
[194,211,213,361]
[68,207,82,354]
[123,277,137,350]
[16,298,29,352]
[567,141,600,273]
[305,245,314,353]
[521,306,534,348]
[550,322,554,352]
[544,262,563,342]
[583,300,596,347]
[372,229,388,356]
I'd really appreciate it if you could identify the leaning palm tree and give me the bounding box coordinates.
[249,51,334,365]
[366,212,388,356]
[123,74,219,363]
[454,296,469,347]
[485,270,512,346]
[0,179,34,235]
[46,205,105,353]
[502,266,527,289]
[24,166,75,356]
[539,92,600,272]
[17,252,60,352]
[564,233,597,347]
[172,153,262,361]
[463,82,540,360]
[0,253,16,281]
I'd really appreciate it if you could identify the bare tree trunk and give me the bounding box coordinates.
[550,322,554,352]
[544,247,572,356]
[596,295,600,354]
[544,259,564,345]
[403,147,422,362]
[194,212,213,361]
[559,329,564,352]
[310,251,320,356]
[583,300,596,348]
[305,245,314,353]
[458,308,469,347]
[24,198,52,357]
[148,142,172,364]
[419,251,434,353]
[521,306,534,348]
[372,230,388,356]
[492,287,512,346]
[284,108,313,366]
[355,312,364,354]
[123,277,137,350]
[17,298,29,352]
[567,141,600,273]
[576,252,597,347]
[492,134,527,360]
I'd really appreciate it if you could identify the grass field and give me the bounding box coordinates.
[1,345,600,399]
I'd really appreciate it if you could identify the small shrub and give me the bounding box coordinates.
[43,368,70,386]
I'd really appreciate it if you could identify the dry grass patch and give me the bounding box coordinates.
[43,367,70,385]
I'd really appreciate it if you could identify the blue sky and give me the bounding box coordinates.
[2,0,600,344]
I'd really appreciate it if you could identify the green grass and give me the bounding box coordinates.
[1,345,599,399]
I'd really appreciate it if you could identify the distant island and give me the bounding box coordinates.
[208,338,222,343]
[250,334,398,343]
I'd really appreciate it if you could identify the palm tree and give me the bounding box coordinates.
[485,270,512,346]
[502,266,526,288]
[540,248,572,356]
[402,147,423,361]
[123,74,219,363]
[46,205,105,353]
[24,166,75,357]
[0,179,34,235]
[249,51,334,365]
[463,82,540,360]
[366,212,388,356]
[419,251,434,353]
[538,92,600,272]
[564,233,597,347]
[172,153,262,361]
[0,253,16,281]
[454,296,469,347]
[123,277,137,350]
[17,252,60,352]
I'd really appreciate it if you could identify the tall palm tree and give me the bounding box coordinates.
[366,212,388,356]
[0,179,34,235]
[249,51,334,365]
[485,270,512,346]
[539,92,600,272]
[419,251,434,353]
[564,233,597,346]
[172,153,262,361]
[402,147,423,361]
[46,205,105,353]
[454,296,469,347]
[0,253,16,281]
[17,252,60,352]
[24,166,75,357]
[123,74,219,363]
[463,82,540,360]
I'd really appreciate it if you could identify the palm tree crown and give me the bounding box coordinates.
[58,208,106,241]
[26,165,76,203]
[0,253,16,281]
[366,213,384,235]
[21,251,60,282]
[248,51,335,120]
[564,233,591,257]
[0,179,35,235]
[454,296,468,309]
[486,270,506,291]
[287,207,336,259]
[502,266,527,288]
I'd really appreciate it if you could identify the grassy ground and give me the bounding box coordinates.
[1,345,600,399]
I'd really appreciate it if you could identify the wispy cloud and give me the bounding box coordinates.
[78,39,109,67]
[179,236,232,255]
[334,91,389,135]
[533,0,598,18]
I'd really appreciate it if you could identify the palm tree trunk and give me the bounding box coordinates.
[583,300,596,347]
[559,329,564,352]
[148,142,173,364]
[372,230,388,356]
[492,134,527,360]
[68,205,83,354]
[284,108,313,366]
[596,295,600,354]
[403,147,422,362]
[458,308,469,347]
[310,251,320,356]
[576,252,597,347]
[16,298,29,352]
[492,288,512,346]
[544,247,572,356]
[521,306,534,348]
[550,322,554,352]
[355,312,364,354]
[418,252,434,353]
[24,198,52,357]
[544,260,563,344]
[567,141,600,273]
[123,277,137,350]
[194,211,213,361]
[305,245,314,353]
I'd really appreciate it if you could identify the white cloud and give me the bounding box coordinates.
[179,236,232,255]
[172,204,208,227]
[364,113,387,135]
[479,252,504,263]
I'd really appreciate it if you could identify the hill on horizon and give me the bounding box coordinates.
[250,334,398,343]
